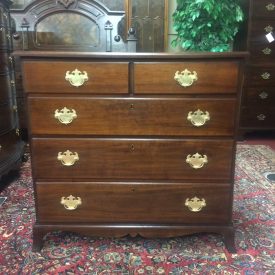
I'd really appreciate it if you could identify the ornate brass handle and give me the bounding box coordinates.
[264,25,274,33]
[187,109,210,127]
[186,153,208,169]
[262,48,272,55]
[174,69,198,87]
[257,114,266,121]
[185,197,206,212]
[61,195,82,210]
[266,3,275,11]
[57,150,79,166]
[261,72,271,80]
[55,107,77,125]
[65,69,88,87]
[259,91,268,99]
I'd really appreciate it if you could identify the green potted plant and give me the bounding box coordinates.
[172,0,244,52]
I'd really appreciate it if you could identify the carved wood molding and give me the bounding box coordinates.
[57,0,76,9]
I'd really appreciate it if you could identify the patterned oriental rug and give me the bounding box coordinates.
[0,145,274,274]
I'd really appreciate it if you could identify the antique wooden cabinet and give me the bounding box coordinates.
[15,50,246,252]
[10,0,137,140]
[239,0,275,136]
[0,0,24,180]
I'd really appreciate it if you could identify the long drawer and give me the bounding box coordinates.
[28,97,236,136]
[31,138,234,181]
[134,62,239,94]
[22,61,129,94]
[36,182,232,224]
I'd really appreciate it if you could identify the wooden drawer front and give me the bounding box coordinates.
[36,182,231,224]
[134,62,239,94]
[245,66,275,86]
[22,61,129,94]
[249,20,275,43]
[242,87,275,105]
[251,1,275,18]
[32,138,233,181]
[240,106,275,128]
[28,97,236,136]
[249,42,275,63]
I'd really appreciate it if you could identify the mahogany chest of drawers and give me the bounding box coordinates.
[16,51,246,252]
[239,0,275,136]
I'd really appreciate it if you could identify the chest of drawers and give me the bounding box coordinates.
[0,0,24,180]
[16,51,246,252]
[239,0,275,135]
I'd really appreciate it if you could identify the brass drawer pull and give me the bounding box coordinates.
[55,107,77,125]
[61,195,82,210]
[57,150,79,166]
[259,91,268,99]
[266,3,275,11]
[186,153,208,169]
[262,48,272,55]
[187,109,210,127]
[65,69,88,87]
[174,69,198,87]
[264,25,273,33]
[261,72,271,80]
[185,197,206,212]
[257,114,266,121]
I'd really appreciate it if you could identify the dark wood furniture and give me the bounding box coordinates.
[239,0,275,137]
[10,0,136,139]
[15,50,246,252]
[0,0,24,180]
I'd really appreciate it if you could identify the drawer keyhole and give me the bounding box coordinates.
[130,144,135,151]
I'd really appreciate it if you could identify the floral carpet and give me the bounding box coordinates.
[0,145,274,274]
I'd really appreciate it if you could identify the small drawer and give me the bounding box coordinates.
[249,42,275,63]
[240,106,275,128]
[31,138,234,181]
[249,20,275,43]
[134,61,239,94]
[28,96,236,136]
[245,66,275,86]
[22,61,129,94]
[242,87,275,105]
[251,1,275,18]
[36,182,232,224]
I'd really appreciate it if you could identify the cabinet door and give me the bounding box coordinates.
[129,0,167,52]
